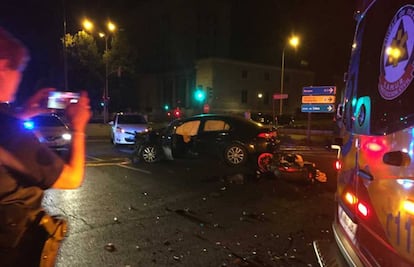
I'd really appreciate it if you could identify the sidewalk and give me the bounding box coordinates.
[85,123,111,140]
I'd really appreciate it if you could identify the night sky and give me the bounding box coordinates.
[1,0,356,102]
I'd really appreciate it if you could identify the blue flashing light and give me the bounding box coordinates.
[23,120,34,130]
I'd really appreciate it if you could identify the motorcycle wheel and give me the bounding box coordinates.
[257,153,274,173]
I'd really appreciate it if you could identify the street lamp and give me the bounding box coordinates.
[279,35,300,116]
[82,18,117,123]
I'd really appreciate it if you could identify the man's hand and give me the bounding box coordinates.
[65,91,92,132]
[17,87,54,119]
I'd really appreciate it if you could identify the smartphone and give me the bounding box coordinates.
[47,91,80,109]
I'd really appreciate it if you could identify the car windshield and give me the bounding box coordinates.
[32,116,64,127]
[118,115,147,124]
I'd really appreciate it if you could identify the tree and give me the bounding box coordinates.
[64,31,103,110]
[64,30,138,112]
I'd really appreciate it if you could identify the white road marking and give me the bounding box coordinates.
[85,156,152,174]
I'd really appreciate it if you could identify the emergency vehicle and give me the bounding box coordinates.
[313,0,414,266]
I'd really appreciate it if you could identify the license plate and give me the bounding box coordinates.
[338,205,357,243]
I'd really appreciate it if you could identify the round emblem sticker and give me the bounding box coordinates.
[379,5,414,100]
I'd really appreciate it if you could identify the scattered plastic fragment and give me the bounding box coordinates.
[104,243,116,252]
[173,255,180,261]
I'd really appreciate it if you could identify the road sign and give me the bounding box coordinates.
[302,86,336,95]
[273,93,288,100]
[203,103,210,113]
[301,104,335,113]
[302,95,336,104]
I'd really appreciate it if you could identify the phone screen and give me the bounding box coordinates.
[47,91,80,109]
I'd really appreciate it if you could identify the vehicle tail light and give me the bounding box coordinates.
[116,127,125,133]
[344,191,370,217]
[357,202,369,217]
[334,160,342,170]
[403,199,414,215]
[345,192,357,205]
[257,131,277,139]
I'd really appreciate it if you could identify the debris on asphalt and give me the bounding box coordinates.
[104,242,116,252]
[226,173,245,184]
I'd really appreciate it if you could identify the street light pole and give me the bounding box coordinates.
[279,48,285,116]
[83,18,116,124]
[278,35,299,117]
[102,21,116,123]
[62,0,68,91]
[104,36,109,123]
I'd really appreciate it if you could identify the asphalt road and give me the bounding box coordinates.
[44,141,338,267]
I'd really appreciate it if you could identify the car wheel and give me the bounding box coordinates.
[141,145,160,163]
[224,143,247,166]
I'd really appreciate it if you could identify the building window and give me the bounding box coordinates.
[242,70,248,79]
[264,92,269,104]
[264,72,270,81]
[241,90,248,104]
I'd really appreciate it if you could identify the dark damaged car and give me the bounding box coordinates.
[132,114,280,166]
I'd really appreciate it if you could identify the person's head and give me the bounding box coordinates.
[0,27,29,103]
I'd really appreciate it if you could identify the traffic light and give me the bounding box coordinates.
[207,87,213,99]
[164,104,169,110]
[174,109,181,118]
[194,88,206,102]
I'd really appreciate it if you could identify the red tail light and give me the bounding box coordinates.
[344,191,370,218]
[357,202,369,217]
[334,160,342,170]
[257,131,277,139]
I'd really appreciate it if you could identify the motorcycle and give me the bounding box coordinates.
[257,152,327,184]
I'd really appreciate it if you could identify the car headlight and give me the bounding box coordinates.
[62,133,72,141]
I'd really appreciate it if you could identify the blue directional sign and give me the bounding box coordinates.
[301,104,335,113]
[302,86,336,96]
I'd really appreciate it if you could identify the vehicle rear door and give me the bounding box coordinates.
[192,118,231,157]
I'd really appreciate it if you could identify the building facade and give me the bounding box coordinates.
[195,58,314,117]
[135,57,314,120]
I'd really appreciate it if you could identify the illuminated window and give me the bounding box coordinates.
[203,120,230,131]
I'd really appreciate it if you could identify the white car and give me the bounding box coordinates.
[109,113,149,145]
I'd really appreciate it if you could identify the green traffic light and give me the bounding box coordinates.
[194,89,206,102]
[164,104,169,110]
